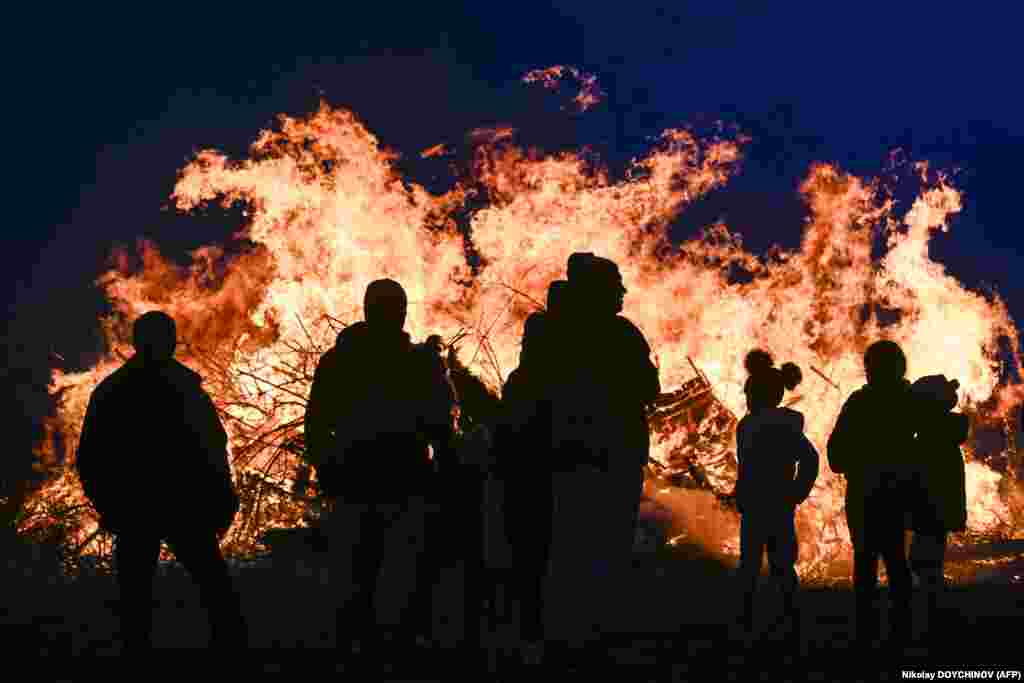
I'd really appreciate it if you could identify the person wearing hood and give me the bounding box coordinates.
[304,278,457,661]
[908,374,968,646]
[76,310,245,651]
[827,340,916,651]
[734,350,819,646]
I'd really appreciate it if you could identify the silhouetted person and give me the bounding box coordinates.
[76,310,245,651]
[304,279,456,660]
[908,374,968,646]
[827,340,915,651]
[496,279,570,665]
[419,339,489,664]
[547,253,660,660]
[734,350,819,646]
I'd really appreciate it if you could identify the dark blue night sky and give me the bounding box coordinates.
[8,3,1023,369]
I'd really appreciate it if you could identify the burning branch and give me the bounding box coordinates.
[492,281,546,311]
[22,100,1024,578]
[810,365,840,391]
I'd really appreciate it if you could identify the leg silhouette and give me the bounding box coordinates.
[879,526,912,649]
[737,513,766,638]
[766,512,800,647]
[167,531,247,649]
[910,530,947,646]
[332,501,377,651]
[114,532,161,651]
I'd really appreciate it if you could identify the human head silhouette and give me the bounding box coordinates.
[364,279,408,332]
[547,279,570,317]
[911,374,959,413]
[864,340,907,386]
[567,252,595,283]
[132,311,177,362]
[743,349,802,412]
[567,253,626,316]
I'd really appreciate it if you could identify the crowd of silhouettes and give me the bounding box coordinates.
[71,253,970,666]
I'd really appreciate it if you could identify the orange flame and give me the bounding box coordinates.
[522,65,605,112]
[28,85,1023,575]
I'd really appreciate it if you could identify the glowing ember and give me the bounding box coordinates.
[522,65,606,112]
[22,70,1024,576]
[646,361,739,498]
[964,461,1013,532]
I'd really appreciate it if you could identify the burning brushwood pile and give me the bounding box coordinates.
[15,68,1024,579]
[646,358,739,506]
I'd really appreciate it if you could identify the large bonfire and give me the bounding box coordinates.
[21,68,1024,576]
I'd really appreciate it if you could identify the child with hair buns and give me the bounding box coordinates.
[734,349,820,644]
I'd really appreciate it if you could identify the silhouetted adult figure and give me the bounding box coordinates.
[304,279,457,661]
[76,310,245,651]
[735,350,819,646]
[827,340,915,651]
[417,334,489,665]
[908,374,968,647]
[547,253,660,660]
[496,279,570,665]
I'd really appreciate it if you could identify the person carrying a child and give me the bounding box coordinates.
[734,350,820,644]
[908,374,968,646]
[827,340,917,651]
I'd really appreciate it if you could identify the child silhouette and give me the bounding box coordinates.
[909,374,968,645]
[734,350,820,646]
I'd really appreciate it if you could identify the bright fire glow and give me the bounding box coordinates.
[25,68,1023,575]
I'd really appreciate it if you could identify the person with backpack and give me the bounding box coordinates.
[734,350,819,646]
[827,340,916,652]
[304,279,457,662]
[908,374,968,647]
[76,310,245,651]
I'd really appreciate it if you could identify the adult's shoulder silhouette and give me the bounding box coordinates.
[827,380,915,477]
[77,318,236,537]
[304,283,456,501]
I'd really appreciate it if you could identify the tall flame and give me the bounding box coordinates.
[27,90,1023,574]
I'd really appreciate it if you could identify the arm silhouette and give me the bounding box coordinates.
[416,343,459,471]
[947,412,969,445]
[76,389,105,506]
[791,430,820,505]
[826,392,862,475]
[304,348,338,472]
[617,317,660,404]
[192,385,230,476]
[734,416,751,514]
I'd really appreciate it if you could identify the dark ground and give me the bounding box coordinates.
[2,531,1022,680]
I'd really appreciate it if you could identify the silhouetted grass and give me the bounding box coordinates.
[1,528,1021,675]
